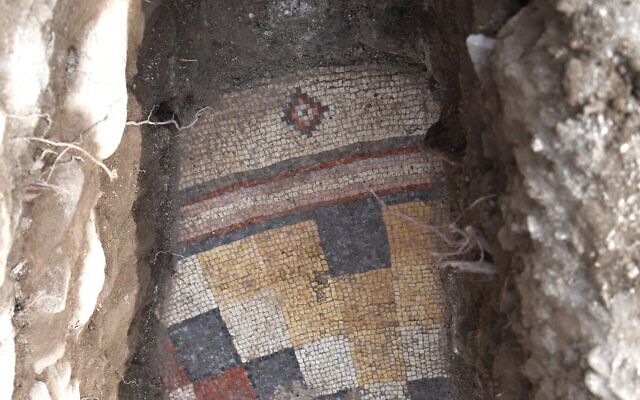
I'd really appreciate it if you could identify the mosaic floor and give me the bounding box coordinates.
[157,65,450,399]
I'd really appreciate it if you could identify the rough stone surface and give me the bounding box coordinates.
[480,0,640,398]
[0,1,145,399]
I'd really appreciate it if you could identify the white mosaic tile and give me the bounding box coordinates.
[169,384,197,400]
[159,255,217,327]
[401,324,448,381]
[178,65,440,190]
[295,335,358,395]
[361,381,409,400]
[220,289,292,362]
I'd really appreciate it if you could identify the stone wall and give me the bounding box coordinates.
[0,1,145,398]
[474,0,640,398]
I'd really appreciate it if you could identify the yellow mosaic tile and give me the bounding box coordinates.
[253,220,345,347]
[197,236,267,306]
[393,264,444,326]
[275,275,343,347]
[254,220,329,283]
[382,201,439,266]
[348,328,407,386]
[334,269,397,333]
[382,201,445,326]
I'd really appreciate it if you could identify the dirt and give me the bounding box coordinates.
[487,2,640,398]
[132,0,444,119]
[451,1,640,399]
[0,1,148,398]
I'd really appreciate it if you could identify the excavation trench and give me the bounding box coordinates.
[5,0,640,399]
[120,1,488,399]
[123,0,640,397]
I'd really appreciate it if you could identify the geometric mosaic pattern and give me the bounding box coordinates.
[169,385,197,400]
[281,87,328,137]
[159,65,450,399]
[159,255,217,328]
[244,349,305,399]
[315,197,391,276]
[176,64,438,193]
[361,381,410,400]
[177,150,440,247]
[193,366,256,400]
[401,325,448,381]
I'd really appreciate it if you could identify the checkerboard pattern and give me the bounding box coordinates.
[159,66,450,399]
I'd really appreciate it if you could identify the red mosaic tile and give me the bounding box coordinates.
[163,357,191,391]
[180,146,422,207]
[162,334,176,354]
[160,334,190,391]
[193,366,256,400]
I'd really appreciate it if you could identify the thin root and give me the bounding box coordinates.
[23,137,117,181]
[441,260,497,275]
[369,188,454,245]
[370,188,498,275]
[126,106,211,131]
[452,194,496,226]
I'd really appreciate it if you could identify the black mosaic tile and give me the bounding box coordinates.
[168,308,241,382]
[244,348,305,400]
[315,197,391,276]
[407,377,450,400]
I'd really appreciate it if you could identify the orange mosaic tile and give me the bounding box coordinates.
[275,274,343,347]
[334,269,398,333]
[254,220,329,283]
[393,263,444,326]
[382,201,440,266]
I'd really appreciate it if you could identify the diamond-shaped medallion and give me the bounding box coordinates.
[281,87,328,137]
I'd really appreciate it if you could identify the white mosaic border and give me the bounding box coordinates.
[178,153,440,241]
[178,65,439,190]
